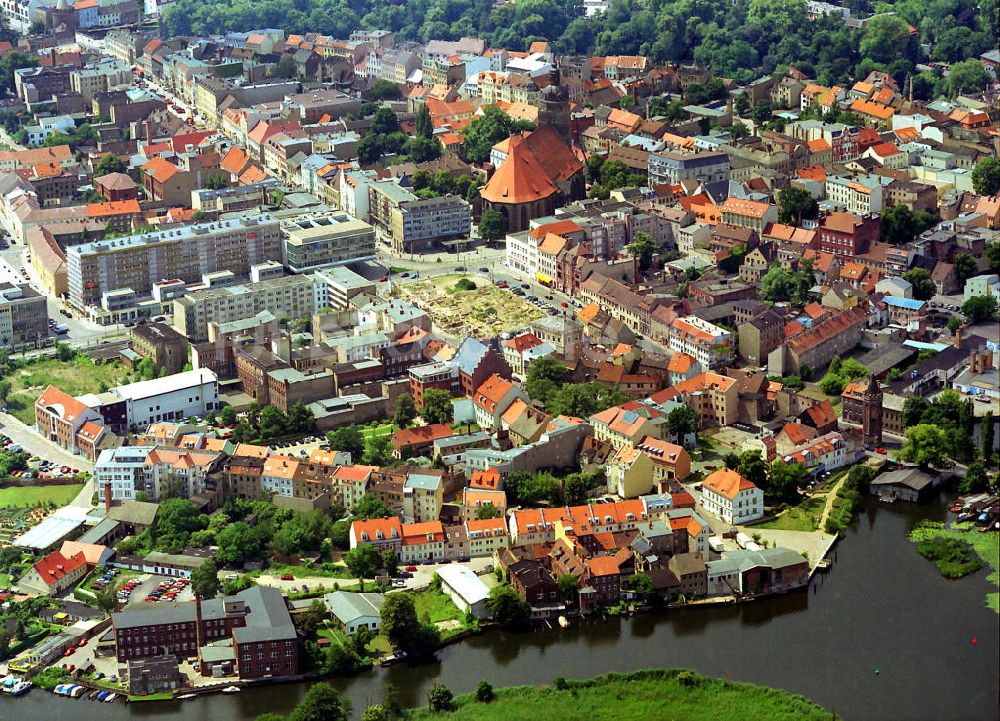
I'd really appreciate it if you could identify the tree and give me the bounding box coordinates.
[767,459,804,504]
[940,60,991,97]
[94,584,118,615]
[880,204,918,245]
[777,187,818,225]
[475,504,502,520]
[982,411,994,465]
[371,79,403,101]
[380,592,440,660]
[362,705,391,721]
[414,102,433,138]
[294,600,329,636]
[95,153,127,176]
[557,573,580,604]
[219,405,238,425]
[344,544,381,579]
[478,207,507,242]
[363,434,394,466]
[962,295,998,323]
[972,157,1000,197]
[0,52,39,95]
[0,380,10,403]
[986,243,1000,274]
[327,425,365,460]
[485,584,530,627]
[381,548,398,576]
[461,104,534,163]
[666,404,699,444]
[288,683,350,721]
[902,268,937,301]
[902,397,930,427]
[953,253,978,286]
[959,463,988,494]
[427,685,455,713]
[525,355,569,405]
[626,572,655,605]
[191,558,221,599]
[422,388,453,425]
[627,232,658,271]
[476,680,495,703]
[393,393,416,428]
[897,424,953,468]
[216,522,265,565]
[737,450,769,489]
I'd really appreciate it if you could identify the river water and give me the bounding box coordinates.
[3,497,998,721]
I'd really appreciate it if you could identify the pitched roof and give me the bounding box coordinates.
[474,373,515,412]
[702,467,757,500]
[31,550,88,587]
[36,385,90,423]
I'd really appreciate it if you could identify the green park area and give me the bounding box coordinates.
[910,521,999,613]
[411,669,835,721]
[0,483,84,509]
[756,496,825,532]
[4,354,129,425]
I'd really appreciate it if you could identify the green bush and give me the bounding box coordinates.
[916,536,983,579]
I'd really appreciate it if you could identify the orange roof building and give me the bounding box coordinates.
[480,125,584,232]
[700,468,763,524]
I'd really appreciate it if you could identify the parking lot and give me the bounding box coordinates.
[121,573,193,609]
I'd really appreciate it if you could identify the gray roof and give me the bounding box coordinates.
[870,467,937,492]
[325,591,384,624]
[452,337,489,376]
[107,500,160,526]
[230,586,296,644]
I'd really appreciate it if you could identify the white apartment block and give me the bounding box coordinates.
[667,316,733,369]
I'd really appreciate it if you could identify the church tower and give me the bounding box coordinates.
[860,374,883,446]
[538,68,571,146]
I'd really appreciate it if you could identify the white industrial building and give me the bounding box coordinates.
[436,565,492,619]
[113,368,219,427]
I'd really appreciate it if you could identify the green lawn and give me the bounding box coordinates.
[361,423,397,440]
[0,484,84,508]
[0,573,10,588]
[756,496,825,532]
[410,669,835,721]
[910,521,999,613]
[413,588,465,625]
[5,356,129,424]
[266,561,354,579]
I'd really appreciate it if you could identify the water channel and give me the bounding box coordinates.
[3,497,998,721]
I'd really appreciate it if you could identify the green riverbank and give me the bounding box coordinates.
[410,669,836,721]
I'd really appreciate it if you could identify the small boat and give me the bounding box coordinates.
[8,680,33,697]
[70,686,86,698]
[89,690,101,699]
[2,676,16,692]
[949,504,963,512]
[221,686,241,694]
[97,691,109,701]
[557,615,569,628]
[176,693,196,700]
[104,693,117,703]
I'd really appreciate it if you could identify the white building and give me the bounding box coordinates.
[505,230,539,278]
[111,368,219,428]
[700,467,763,525]
[93,446,149,502]
[667,316,733,369]
[436,564,492,619]
[325,591,384,635]
[964,274,1000,302]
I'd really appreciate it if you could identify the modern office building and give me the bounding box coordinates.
[0,282,48,348]
[280,211,377,272]
[368,181,471,253]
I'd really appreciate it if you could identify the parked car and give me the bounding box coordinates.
[280,574,294,581]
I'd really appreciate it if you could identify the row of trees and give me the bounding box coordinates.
[358,107,442,165]
[230,402,316,443]
[117,496,334,562]
[524,356,629,418]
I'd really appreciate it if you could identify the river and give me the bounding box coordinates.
[3,497,998,721]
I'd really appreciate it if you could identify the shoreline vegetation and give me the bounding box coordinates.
[263,669,838,721]
[409,670,837,721]
[909,520,999,613]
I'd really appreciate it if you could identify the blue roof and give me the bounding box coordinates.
[903,340,948,352]
[883,296,925,310]
[452,338,488,376]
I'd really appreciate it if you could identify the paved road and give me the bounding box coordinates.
[0,412,95,507]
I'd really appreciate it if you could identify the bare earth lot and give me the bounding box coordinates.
[399,274,543,338]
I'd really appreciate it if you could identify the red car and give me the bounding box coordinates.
[876,447,887,455]
[405,565,418,572]
[560,301,569,308]
[378,275,389,282]
[280,574,295,581]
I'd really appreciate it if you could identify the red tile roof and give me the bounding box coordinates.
[31,550,87,587]
[703,467,757,500]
